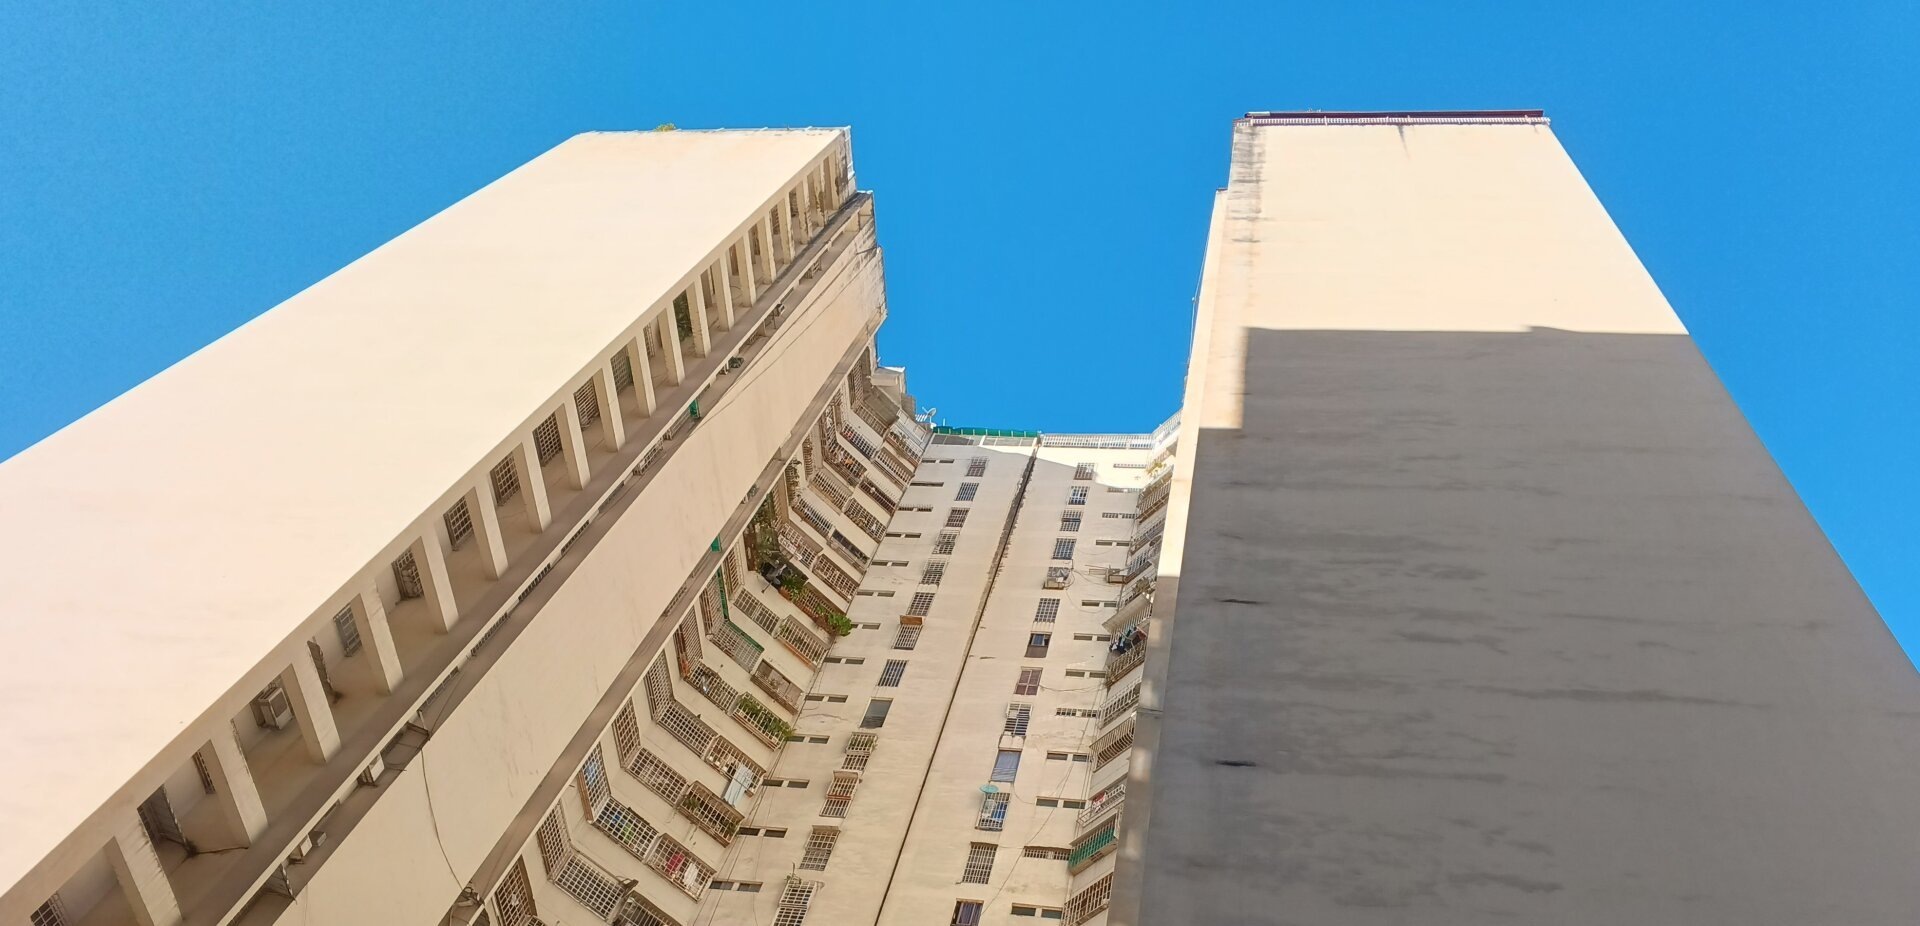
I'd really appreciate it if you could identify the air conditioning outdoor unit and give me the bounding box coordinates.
[252,684,293,731]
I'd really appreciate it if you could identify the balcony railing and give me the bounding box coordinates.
[751,661,805,713]
[678,780,744,845]
[1078,783,1124,829]
[1098,683,1141,728]
[1064,873,1114,926]
[1105,644,1146,685]
[732,693,793,747]
[1068,819,1118,872]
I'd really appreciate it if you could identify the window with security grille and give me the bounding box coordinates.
[933,531,958,554]
[611,350,635,391]
[966,457,988,477]
[391,550,424,599]
[953,901,985,926]
[29,896,66,926]
[860,698,893,729]
[493,859,536,926]
[489,454,520,507]
[1014,668,1042,696]
[443,498,474,550]
[878,659,908,687]
[961,844,998,884]
[333,606,362,655]
[893,625,921,650]
[1034,599,1060,623]
[1026,633,1051,658]
[977,791,1010,831]
[534,413,564,465]
[909,592,937,616]
[799,827,839,870]
[990,749,1021,783]
[1051,539,1076,560]
[1067,486,1088,505]
[946,508,970,528]
[1074,462,1096,480]
[577,746,612,815]
[955,482,979,501]
[774,880,818,926]
[1023,846,1071,860]
[1059,509,1084,532]
[1004,702,1031,736]
[1102,511,1137,520]
[573,380,601,427]
[921,561,946,585]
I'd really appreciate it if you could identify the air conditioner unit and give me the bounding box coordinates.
[358,755,386,787]
[252,684,293,731]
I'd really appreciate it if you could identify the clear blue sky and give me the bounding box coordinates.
[2,3,1915,654]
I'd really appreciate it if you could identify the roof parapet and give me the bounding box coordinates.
[1243,110,1547,126]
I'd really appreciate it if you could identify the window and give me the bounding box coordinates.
[1014,668,1042,696]
[1074,462,1096,480]
[855,621,883,630]
[990,749,1022,782]
[1067,486,1088,505]
[861,698,893,729]
[1074,633,1114,642]
[775,879,818,926]
[1026,633,1052,658]
[1102,511,1137,520]
[956,482,979,501]
[934,531,958,554]
[894,624,922,650]
[333,606,361,655]
[902,506,935,512]
[978,791,1010,831]
[952,900,985,926]
[856,589,897,597]
[911,481,946,487]
[711,880,765,892]
[1065,669,1107,679]
[785,735,830,744]
[961,844,998,884]
[534,413,564,465]
[1095,539,1123,546]
[908,592,937,616]
[1051,538,1076,560]
[967,457,988,477]
[1079,600,1118,609]
[1034,598,1060,623]
[1023,846,1071,860]
[1060,511,1082,532]
[1003,702,1032,737]
[799,827,839,870]
[921,561,947,585]
[1045,755,1090,767]
[29,897,66,926]
[873,559,910,567]
[804,694,850,703]
[824,656,866,665]
[878,660,908,687]
[1056,707,1098,718]
[884,531,922,538]
[737,826,790,838]
[1115,461,1147,469]
[946,509,970,528]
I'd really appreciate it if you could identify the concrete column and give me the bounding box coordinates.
[513,439,551,533]
[281,657,340,763]
[594,365,627,450]
[656,313,686,386]
[758,216,777,282]
[351,589,404,694]
[777,197,796,264]
[555,398,590,490]
[686,285,712,358]
[409,531,459,632]
[707,266,735,330]
[202,725,268,845]
[463,482,509,580]
[107,816,183,926]
[734,239,758,307]
[628,338,657,416]
[798,176,815,236]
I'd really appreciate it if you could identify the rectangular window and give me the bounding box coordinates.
[1003,702,1032,737]
[894,625,922,650]
[966,457,988,477]
[1059,511,1082,532]
[1074,633,1115,642]
[1067,486,1088,506]
[990,749,1022,783]
[1014,668,1042,696]
[956,482,979,501]
[1023,846,1071,860]
[856,589,897,597]
[952,900,985,926]
[1051,539,1076,560]
[1034,598,1060,623]
[1026,633,1051,658]
[799,827,839,870]
[946,508,970,528]
[1074,462,1096,480]
[921,561,946,585]
[933,531,958,554]
[861,698,893,729]
[878,660,908,687]
[823,656,866,665]
[333,606,361,655]
[856,621,883,630]
[961,844,998,884]
[1102,511,1137,520]
[884,531,922,538]
[1056,707,1098,718]
[908,592,936,616]
[911,481,945,487]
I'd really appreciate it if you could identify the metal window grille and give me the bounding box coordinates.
[30,896,67,926]
[877,659,907,687]
[921,561,946,586]
[1023,846,1070,860]
[961,844,998,884]
[493,859,537,926]
[1014,668,1042,696]
[627,746,690,806]
[1102,511,1138,519]
[946,508,970,528]
[952,900,985,926]
[860,698,892,729]
[642,830,714,899]
[192,751,216,794]
[1094,721,1136,770]
[659,702,718,756]
[574,380,601,427]
[333,606,362,655]
[893,625,921,650]
[392,550,424,599]
[1003,703,1031,737]
[1026,633,1051,658]
[1100,684,1142,726]
[611,702,642,764]
[773,879,819,926]
[534,414,563,465]
[1059,511,1082,532]
[933,531,958,555]
[618,894,678,926]
[966,457,988,477]
[705,734,767,787]
[1074,463,1096,480]
[611,351,634,392]
[1044,566,1072,589]
[977,792,1010,831]
[1051,539,1076,560]
[490,455,521,506]
[444,498,475,551]
[535,809,572,876]
[1034,599,1060,623]
[842,500,886,541]
[955,482,979,501]
[1064,874,1114,925]
[846,731,878,755]
[554,855,624,918]
[643,658,674,718]
[908,592,936,616]
[799,827,839,870]
[679,781,744,844]
[577,747,612,815]
[592,796,660,861]
[990,750,1021,783]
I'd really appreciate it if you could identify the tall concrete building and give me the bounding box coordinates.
[3,110,1916,926]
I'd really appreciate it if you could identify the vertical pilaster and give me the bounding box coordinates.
[657,313,686,386]
[107,816,182,926]
[282,657,341,763]
[202,725,268,845]
[777,198,796,264]
[594,365,627,450]
[628,338,657,416]
[352,589,404,694]
[708,266,735,330]
[735,240,758,307]
[758,216,777,282]
[465,482,509,580]
[514,439,551,532]
[410,532,458,632]
[687,285,712,358]
[555,397,590,490]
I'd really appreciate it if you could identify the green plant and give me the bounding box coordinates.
[779,570,807,595]
[673,293,694,342]
[652,123,677,131]
[826,613,854,637]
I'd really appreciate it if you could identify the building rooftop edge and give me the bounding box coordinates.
[1243,109,1547,126]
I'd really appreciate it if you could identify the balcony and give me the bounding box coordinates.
[1068,818,1117,873]
[678,780,744,845]
[1044,567,1073,590]
[1078,783,1124,829]
[1098,683,1141,728]
[751,661,805,713]
[732,693,794,747]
